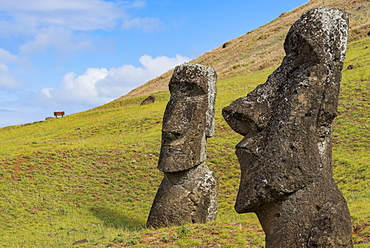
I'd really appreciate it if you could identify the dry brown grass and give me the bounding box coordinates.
[118,0,370,101]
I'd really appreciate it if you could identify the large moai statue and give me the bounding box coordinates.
[222,7,353,247]
[146,63,218,229]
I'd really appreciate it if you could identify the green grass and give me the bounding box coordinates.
[333,37,370,246]
[0,37,369,247]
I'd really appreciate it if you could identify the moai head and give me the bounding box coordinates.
[222,7,349,213]
[283,6,348,70]
[157,64,217,173]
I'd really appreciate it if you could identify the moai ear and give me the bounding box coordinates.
[205,67,217,138]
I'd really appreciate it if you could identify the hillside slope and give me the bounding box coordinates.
[119,0,370,100]
[0,1,369,247]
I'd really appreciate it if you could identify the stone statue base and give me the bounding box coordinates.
[256,180,352,247]
[147,162,218,229]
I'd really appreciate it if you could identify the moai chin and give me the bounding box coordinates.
[222,7,353,247]
[147,63,218,229]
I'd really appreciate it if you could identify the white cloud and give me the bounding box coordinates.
[0,0,172,127]
[20,27,95,55]
[40,87,53,98]
[0,0,163,34]
[122,17,163,31]
[0,0,164,54]
[0,97,55,127]
[0,49,23,90]
[0,64,20,89]
[0,48,20,64]
[41,54,190,106]
[0,0,124,33]
[129,0,146,8]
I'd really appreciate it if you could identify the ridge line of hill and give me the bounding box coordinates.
[117,0,370,101]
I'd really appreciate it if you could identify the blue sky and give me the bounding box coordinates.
[0,0,308,127]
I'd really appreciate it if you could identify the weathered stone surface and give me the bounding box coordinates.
[72,239,88,245]
[222,42,230,48]
[146,162,218,228]
[140,95,155,105]
[147,63,218,229]
[222,7,353,247]
[157,64,217,173]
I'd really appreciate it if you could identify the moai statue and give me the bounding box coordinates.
[222,7,353,247]
[146,63,218,229]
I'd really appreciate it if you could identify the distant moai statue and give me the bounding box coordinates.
[146,64,218,229]
[222,7,353,247]
[140,95,155,106]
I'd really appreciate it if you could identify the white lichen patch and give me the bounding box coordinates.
[198,164,218,222]
[317,140,327,158]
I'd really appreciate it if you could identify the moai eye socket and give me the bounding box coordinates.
[162,131,183,142]
[169,81,206,97]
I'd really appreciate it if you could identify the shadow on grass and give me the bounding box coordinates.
[90,207,145,231]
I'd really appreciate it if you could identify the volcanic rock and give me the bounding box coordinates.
[222,7,353,247]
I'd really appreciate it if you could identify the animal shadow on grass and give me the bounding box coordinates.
[90,207,145,231]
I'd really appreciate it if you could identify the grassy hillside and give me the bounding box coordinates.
[0,37,369,247]
[119,0,370,101]
[1,3,370,248]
